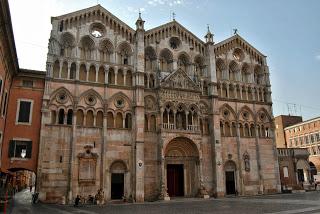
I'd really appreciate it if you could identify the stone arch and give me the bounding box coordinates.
[256,107,272,123]
[238,105,255,122]
[109,160,127,172]
[144,95,157,111]
[79,89,104,107]
[108,91,132,109]
[164,137,200,197]
[49,87,74,106]
[229,60,239,81]
[219,104,237,121]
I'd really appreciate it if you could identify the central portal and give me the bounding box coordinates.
[164,137,200,197]
[167,164,184,197]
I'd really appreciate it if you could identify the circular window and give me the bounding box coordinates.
[85,95,97,106]
[90,23,105,38]
[223,110,229,118]
[259,113,265,121]
[115,98,125,108]
[169,37,181,50]
[233,48,244,61]
[242,111,249,120]
[56,92,67,104]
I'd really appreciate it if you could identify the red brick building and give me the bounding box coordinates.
[0,0,45,194]
[1,69,45,173]
[274,115,302,148]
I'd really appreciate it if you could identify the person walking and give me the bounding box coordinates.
[30,185,32,192]
[74,195,81,207]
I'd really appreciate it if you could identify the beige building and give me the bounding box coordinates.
[36,5,280,204]
[285,117,320,179]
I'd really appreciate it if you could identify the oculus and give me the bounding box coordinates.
[169,37,181,50]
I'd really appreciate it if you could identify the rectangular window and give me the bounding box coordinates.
[16,100,33,124]
[22,80,33,88]
[0,78,2,96]
[8,140,32,158]
[2,91,8,116]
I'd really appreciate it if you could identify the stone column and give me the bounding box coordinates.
[254,125,264,194]
[76,62,80,80]
[236,123,244,195]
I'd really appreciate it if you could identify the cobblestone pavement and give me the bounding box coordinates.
[5,189,320,214]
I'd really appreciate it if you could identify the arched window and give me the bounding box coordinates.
[70,63,76,79]
[216,58,225,80]
[96,111,103,127]
[117,42,132,65]
[250,124,255,137]
[98,67,105,83]
[125,113,132,129]
[241,63,250,83]
[177,53,190,73]
[144,74,148,88]
[80,36,94,60]
[203,81,208,95]
[261,125,266,138]
[115,112,123,128]
[126,70,132,86]
[76,109,84,126]
[239,123,244,137]
[244,123,250,137]
[53,60,60,78]
[150,115,156,132]
[229,61,239,81]
[220,121,224,137]
[159,48,173,72]
[108,68,115,84]
[67,109,73,125]
[99,39,114,63]
[232,122,237,137]
[117,69,124,85]
[86,110,94,126]
[58,109,65,125]
[225,122,231,137]
[51,110,56,124]
[79,64,87,81]
[145,46,156,71]
[149,74,155,88]
[107,112,114,128]
[61,61,68,79]
[88,65,96,82]
[144,115,149,131]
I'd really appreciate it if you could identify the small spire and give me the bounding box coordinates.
[138,9,142,21]
[207,24,211,34]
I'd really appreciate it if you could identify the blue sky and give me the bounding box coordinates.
[8,0,320,120]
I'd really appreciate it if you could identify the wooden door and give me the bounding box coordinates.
[167,164,184,197]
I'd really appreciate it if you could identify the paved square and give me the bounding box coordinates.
[6,189,320,214]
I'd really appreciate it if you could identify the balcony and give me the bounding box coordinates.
[162,123,200,133]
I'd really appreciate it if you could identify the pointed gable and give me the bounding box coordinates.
[161,68,200,91]
[214,34,266,64]
[145,20,206,55]
[52,4,135,42]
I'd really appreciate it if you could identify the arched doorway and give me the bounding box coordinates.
[110,161,127,200]
[225,161,237,195]
[164,137,199,197]
[310,162,317,181]
[296,159,310,185]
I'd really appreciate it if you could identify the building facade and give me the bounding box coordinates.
[274,115,302,148]
[34,5,281,204]
[285,117,320,178]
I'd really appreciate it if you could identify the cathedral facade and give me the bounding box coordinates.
[37,5,280,203]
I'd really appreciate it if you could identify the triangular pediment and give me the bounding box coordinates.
[214,34,266,63]
[145,20,205,46]
[52,4,135,33]
[161,69,200,91]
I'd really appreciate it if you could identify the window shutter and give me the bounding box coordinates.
[26,141,32,158]
[18,101,31,123]
[8,140,15,158]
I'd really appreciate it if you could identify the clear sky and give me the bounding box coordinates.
[8,0,320,120]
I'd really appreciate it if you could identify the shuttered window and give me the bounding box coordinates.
[8,140,32,158]
[17,100,32,123]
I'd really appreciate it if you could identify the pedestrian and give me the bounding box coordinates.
[74,195,81,207]
[315,179,318,190]
[30,185,32,192]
